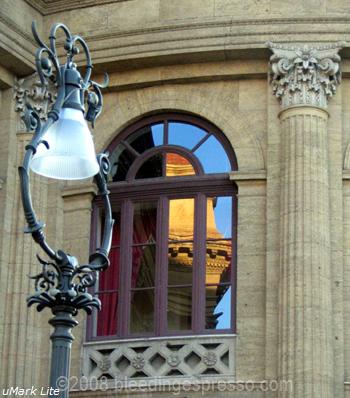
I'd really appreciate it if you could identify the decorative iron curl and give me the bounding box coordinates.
[20,21,113,316]
[32,22,62,87]
[31,21,107,127]
[29,254,59,292]
[88,152,114,272]
[73,266,98,294]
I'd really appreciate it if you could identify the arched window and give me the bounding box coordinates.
[88,113,237,339]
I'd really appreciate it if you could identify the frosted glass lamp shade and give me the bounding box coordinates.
[30,108,99,180]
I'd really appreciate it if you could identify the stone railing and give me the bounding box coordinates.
[82,335,235,385]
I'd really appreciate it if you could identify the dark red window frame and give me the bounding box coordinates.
[87,113,238,341]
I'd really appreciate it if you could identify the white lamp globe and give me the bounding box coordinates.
[30,108,99,180]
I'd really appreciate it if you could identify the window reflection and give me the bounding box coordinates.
[206,240,231,284]
[169,198,194,241]
[168,122,206,150]
[97,215,121,336]
[206,285,231,330]
[132,245,156,288]
[108,118,233,183]
[126,123,163,153]
[132,202,157,290]
[165,153,195,177]
[133,202,157,243]
[110,146,136,182]
[111,208,121,246]
[97,114,237,338]
[168,242,193,285]
[168,286,192,330]
[135,154,163,179]
[209,197,232,239]
[194,135,231,173]
[130,289,154,333]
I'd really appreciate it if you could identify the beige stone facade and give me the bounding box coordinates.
[2,1,350,397]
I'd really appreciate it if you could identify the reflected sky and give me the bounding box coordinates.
[168,122,206,149]
[214,287,231,329]
[194,135,231,173]
[213,197,232,238]
[151,123,163,146]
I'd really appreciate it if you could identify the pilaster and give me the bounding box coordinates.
[268,42,342,398]
[0,74,58,389]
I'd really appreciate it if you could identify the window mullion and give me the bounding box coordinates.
[232,194,238,334]
[89,204,100,339]
[156,196,169,336]
[193,193,206,334]
[118,199,133,337]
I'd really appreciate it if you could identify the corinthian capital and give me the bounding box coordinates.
[268,42,344,109]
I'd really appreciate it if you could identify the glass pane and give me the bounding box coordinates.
[165,153,195,177]
[111,207,121,246]
[206,285,231,330]
[101,248,120,291]
[97,291,118,336]
[135,154,163,179]
[168,286,192,330]
[127,123,163,153]
[168,122,207,150]
[194,135,231,173]
[133,201,157,243]
[130,289,154,334]
[110,145,136,182]
[206,240,231,284]
[132,244,156,288]
[168,242,193,286]
[207,196,232,239]
[169,198,194,241]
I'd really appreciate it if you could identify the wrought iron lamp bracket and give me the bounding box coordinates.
[19,22,113,316]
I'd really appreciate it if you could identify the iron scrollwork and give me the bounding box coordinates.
[20,22,113,316]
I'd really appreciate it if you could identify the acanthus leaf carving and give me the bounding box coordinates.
[267,42,344,109]
[13,73,57,130]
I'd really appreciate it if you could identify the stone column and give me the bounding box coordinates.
[268,43,343,397]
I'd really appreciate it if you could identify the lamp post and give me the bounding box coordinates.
[19,22,113,397]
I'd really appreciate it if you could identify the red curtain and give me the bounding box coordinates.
[97,223,120,336]
[96,205,156,336]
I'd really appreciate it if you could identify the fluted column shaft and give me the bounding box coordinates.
[278,106,333,397]
[268,42,343,398]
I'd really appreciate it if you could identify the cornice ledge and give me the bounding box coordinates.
[0,14,37,74]
[81,16,350,41]
[24,0,131,15]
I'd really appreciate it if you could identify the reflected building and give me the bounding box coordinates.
[165,153,232,330]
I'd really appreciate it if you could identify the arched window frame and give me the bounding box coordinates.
[88,113,238,341]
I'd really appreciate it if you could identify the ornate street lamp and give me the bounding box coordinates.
[19,22,113,397]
